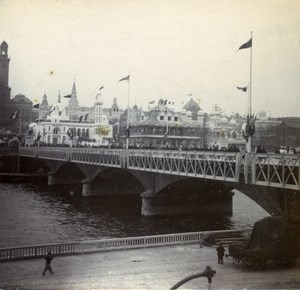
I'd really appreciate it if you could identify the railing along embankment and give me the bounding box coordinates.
[0,229,251,262]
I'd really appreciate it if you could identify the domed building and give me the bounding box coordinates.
[11,94,33,131]
[183,98,201,120]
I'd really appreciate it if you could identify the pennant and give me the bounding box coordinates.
[238,38,252,50]
[10,110,20,120]
[99,86,104,91]
[33,103,40,109]
[84,113,89,121]
[237,86,247,92]
[79,115,83,122]
[148,100,155,104]
[63,94,72,98]
[49,106,55,113]
[119,75,130,82]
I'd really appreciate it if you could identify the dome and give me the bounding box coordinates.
[183,98,200,112]
[1,41,8,49]
[11,94,33,104]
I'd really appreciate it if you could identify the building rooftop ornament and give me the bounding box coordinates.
[183,98,200,112]
[0,41,8,56]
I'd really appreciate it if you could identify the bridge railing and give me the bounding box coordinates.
[127,149,240,182]
[0,229,251,262]
[250,153,300,190]
[19,146,69,161]
[70,148,124,168]
[18,147,300,190]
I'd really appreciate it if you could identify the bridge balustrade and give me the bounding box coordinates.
[18,147,300,190]
[250,153,300,190]
[70,148,124,168]
[127,150,239,182]
[0,229,251,262]
[19,147,69,161]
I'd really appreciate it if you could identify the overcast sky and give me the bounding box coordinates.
[1,0,300,117]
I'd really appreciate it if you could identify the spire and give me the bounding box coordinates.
[71,81,76,96]
[67,80,79,107]
[40,93,49,107]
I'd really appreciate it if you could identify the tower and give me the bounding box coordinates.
[65,81,79,117]
[0,41,11,103]
[94,93,103,124]
[39,93,51,119]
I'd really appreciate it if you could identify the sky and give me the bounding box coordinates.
[0,0,300,117]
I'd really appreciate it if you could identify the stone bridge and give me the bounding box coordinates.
[19,146,300,223]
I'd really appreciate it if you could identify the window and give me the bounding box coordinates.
[160,116,164,120]
[174,116,178,121]
[168,116,171,121]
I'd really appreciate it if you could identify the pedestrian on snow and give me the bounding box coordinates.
[42,251,54,276]
[216,243,225,264]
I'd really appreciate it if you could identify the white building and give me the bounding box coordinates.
[34,91,112,146]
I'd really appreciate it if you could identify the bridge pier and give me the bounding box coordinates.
[47,172,59,186]
[140,182,234,217]
[82,178,93,197]
[285,190,300,224]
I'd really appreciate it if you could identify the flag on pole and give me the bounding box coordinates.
[99,86,104,91]
[36,132,41,141]
[237,86,248,92]
[238,38,252,50]
[63,94,72,98]
[119,75,130,82]
[10,110,20,119]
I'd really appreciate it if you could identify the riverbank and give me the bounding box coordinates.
[0,244,299,289]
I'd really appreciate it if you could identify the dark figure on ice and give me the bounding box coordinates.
[216,243,225,264]
[42,251,54,276]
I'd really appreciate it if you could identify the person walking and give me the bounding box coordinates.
[216,243,225,264]
[42,251,54,276]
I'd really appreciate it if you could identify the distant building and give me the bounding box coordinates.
[0,41,12,128]
[33,92,113,146]
[11,94,33,132]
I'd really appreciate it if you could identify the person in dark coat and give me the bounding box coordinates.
[216,243,225,264]
[42,251,54,276]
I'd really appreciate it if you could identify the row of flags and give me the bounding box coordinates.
[52,76,129,100]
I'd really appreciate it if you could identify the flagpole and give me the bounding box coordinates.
[247,31,253,153]
[126,77,130,150]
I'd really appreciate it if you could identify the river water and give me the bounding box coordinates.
[0,182,269,248]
